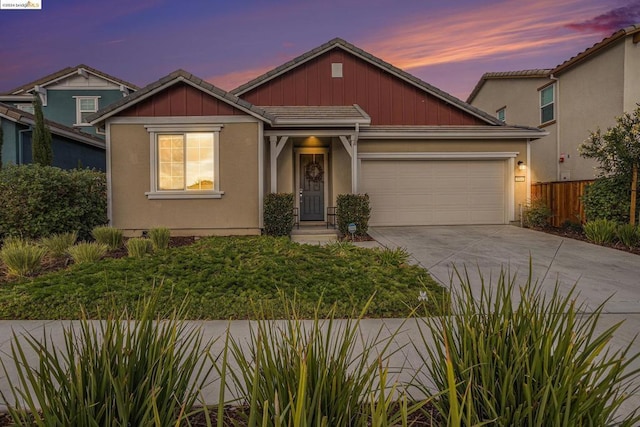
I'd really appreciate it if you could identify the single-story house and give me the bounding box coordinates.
[88,38,545,236]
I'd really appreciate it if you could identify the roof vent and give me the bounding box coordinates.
[331,63,343,78]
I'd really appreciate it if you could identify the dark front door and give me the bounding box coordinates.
[300,153,324,221]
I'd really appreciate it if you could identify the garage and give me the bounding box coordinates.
[359,159,508,226]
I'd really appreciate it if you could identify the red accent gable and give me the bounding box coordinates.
[120,83,247,117]
[241,49,484,126]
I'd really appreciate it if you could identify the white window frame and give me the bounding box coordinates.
[144,124,224,199]
[73,96,100,126]
[539,84,555,124]
[496,107,506,122]
[16,103,35,114]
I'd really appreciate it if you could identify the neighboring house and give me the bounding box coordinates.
[88,38,544,236]
[467,24,640,184]
[0,103,105,170]
[0,64,138,170]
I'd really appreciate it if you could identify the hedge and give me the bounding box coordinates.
[0,164,107,240]
[263,193,295,236]
[336,194,371,237]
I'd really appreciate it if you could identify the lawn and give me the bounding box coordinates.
[0,236,445,319]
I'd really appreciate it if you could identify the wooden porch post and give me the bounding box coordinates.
[269,136,289,193]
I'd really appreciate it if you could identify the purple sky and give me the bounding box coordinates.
[1,0,638,100]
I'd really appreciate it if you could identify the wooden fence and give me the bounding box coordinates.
[530,180,594,227]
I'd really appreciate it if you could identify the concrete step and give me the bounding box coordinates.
[290,233,338,244]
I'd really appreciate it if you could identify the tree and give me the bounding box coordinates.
[0,118,3,169]
[32,95,53,166]
[579,106,640,225]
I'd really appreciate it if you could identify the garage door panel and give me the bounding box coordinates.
[360,159,507,226]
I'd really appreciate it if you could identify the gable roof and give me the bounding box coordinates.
[0,102,106,149]
[260,105,371,127]
[87,70,275,125]
[466,69,552,103]
[4,64,139,95]
[231,37,503,126]
[552,23,640,75]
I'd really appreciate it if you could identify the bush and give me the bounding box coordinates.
[148,227,170,251]
[583,175,638,223]
[616,223,639,249]
[584,218,618,244]
[336,193,371,238]
[2,293,213,426]
[0,164,107,240]
[40,231,78,258]
[374,246,410,267]
[0,238,47,277]
[67,242,108,264]
[414,265,640,426]
[91,226,123,250]
[523,197,552,228]
[126,237,152,258]
[263,193,295,236]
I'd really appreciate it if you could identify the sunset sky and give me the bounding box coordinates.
[1,0,638,100]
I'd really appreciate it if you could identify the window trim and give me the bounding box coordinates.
[145,124,224,200]
[496,106,506,122]
[539,84,555,124]
[73,96,100,126]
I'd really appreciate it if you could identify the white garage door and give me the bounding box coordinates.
[360,159,507,226]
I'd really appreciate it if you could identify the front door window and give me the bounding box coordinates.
[300,153,324,221]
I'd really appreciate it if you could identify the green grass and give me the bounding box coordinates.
[0,236,444,320]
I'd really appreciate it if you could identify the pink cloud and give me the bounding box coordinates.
[206,64,278,91]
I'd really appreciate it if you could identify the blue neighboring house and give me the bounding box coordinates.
[0,64,138,170]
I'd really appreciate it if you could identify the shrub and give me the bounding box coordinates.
[148,227,170,251]
[523,197,552,228]
[584,218,618,244]
[0,238,47,277]
[67,241,108,264]
[414,265,640,426]
[375,246,410,267]
[264,192,295,236]
[616,223,639,249]
[2,293,213,426]
[336,193,371,238]
[40,231,78,258]
[126,237,152,258]
[91,226,123,250]
[583,175,638,223]
[0,164,107,240]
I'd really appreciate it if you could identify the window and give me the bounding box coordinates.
[539,85,554,124]
[145,125,223,199]
[74,96,99,125]
[496,107,506,122]
[16,103,35,114]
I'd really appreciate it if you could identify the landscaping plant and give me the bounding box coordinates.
[148,227,171,251]
[0,238,47,277]
[523,197,552,228]
[264,192,295,236]
[91,226,123,250]
[616,223,639,249]
[1,293,214,426]
[40,231,78,258]
[374,246,410,267]
[67,241,108,264]
[126,237,153,258]
[217,294,424,426]
[336,193,371,238]
[414,264,640,426]
[584,218,618,244]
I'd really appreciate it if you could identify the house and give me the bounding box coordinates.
[0,103,105,170]
[88,38,545,236]
[0,65,138,170]
[467,24,640,184]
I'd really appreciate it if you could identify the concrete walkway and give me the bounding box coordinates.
[1,225,639,420]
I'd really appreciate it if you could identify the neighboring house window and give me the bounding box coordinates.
[145,125,223,199]
[539,84,554,124]
[74,96,100,125]
[496,107,506,122]
[16,103,35,114]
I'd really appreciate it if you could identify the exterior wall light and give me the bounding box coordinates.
[518,161,526,171]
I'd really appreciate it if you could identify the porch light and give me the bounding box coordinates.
[518,161,526,171]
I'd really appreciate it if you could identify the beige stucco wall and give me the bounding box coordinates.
[109,122,261,236]
[330,138,352,205]
[557,40,625,181]
[358,138,529,218]
[624,36,640,112]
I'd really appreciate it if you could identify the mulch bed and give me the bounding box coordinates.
[531,225,640,256]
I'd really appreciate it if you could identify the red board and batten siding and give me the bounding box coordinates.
[120,83,247,117]
[241,49,484,126]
